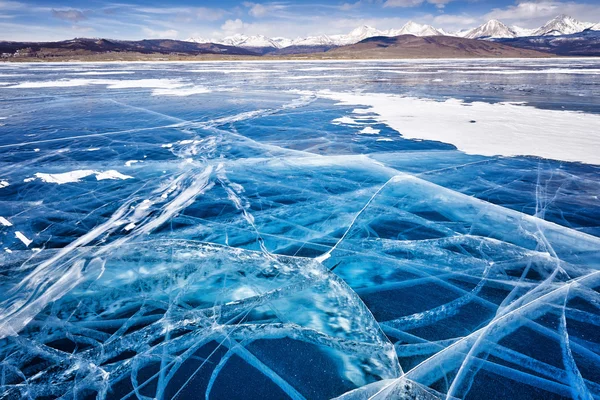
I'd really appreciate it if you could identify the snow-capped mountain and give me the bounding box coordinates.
[331,25,384,46]
[220,34,281,48]
[533,14,594,36]
[290,35,336,47]
[462,20,517,39]
[187,15,599,48]
[272,37,294,48]
[392,21,443,37]
[188,34,282,48]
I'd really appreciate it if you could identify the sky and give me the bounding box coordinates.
[1,0,599,41]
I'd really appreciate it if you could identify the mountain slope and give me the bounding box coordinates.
[326,35,551,58]
[0,38,260,58]
[497,30,600,56]
[391,21,443,37]
[533,15,593,36]
[463,20,517,39]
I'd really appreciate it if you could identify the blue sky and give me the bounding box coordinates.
[1,0,599,41]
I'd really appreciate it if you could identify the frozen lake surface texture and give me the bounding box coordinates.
[1,59,600,399]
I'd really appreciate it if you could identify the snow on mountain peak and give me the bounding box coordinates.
[394,21,442,36]
[463,19,516,39]
[348,26,382,40]
[533,14,593,36]
[185,15,597,49]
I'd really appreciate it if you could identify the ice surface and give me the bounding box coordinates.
[1,59,600,399]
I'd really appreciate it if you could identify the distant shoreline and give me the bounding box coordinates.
[1,53,561,63]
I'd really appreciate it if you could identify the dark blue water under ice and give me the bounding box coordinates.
[0,59,600,399]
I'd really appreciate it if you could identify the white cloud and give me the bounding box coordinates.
[71,25,94,33]
[242,2,287,18]
[0,1,23,11]
[340,1,362,10]
[427,0,453,9]
[383,0,423,8]
[221,18,248,34]
[248,3,268,17]
[51,9,87,22]
[129,6,227,21]
[383,0,456,9]
[194,7,228,21]
[142,27,178,39]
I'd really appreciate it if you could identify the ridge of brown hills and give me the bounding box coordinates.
[0,34,553,62]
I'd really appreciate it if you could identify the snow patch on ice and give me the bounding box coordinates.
[152,86,211,96]
[30,170,133,184]
[6,78,186,90]
[359,126,380,135]
[332,116,365,126]
[15,231,32,247]
[318,91,600,164]
[190,69,273,74]
[95,170,134,181]
[71,71,135,76]
[0,217,12,226]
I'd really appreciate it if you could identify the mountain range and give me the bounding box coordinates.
[1,14,598,61]
[188,15,599,49]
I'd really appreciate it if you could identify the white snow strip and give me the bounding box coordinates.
[95,170,133,181]
[189,69,273,73]
[359,126,380,135]
[0,217,12,226]
[15,231,32,247]
[445,68,600,75]
[7,79,97,88]
[105,79,184,89]
[352,108,373,115]
[71,71,135,75]
[34,170,96,184]
[31,169,132,184]
[6,78,185,90]
[287,75,362,80]
[332,116,364,126]
[152,86,211,96]
[318,91,600,165]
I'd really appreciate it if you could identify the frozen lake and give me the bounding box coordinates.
[1,59,600,399]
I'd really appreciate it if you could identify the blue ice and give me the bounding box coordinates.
[0,59,600,399]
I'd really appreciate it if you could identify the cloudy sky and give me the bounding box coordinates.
[1,0,599,41]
